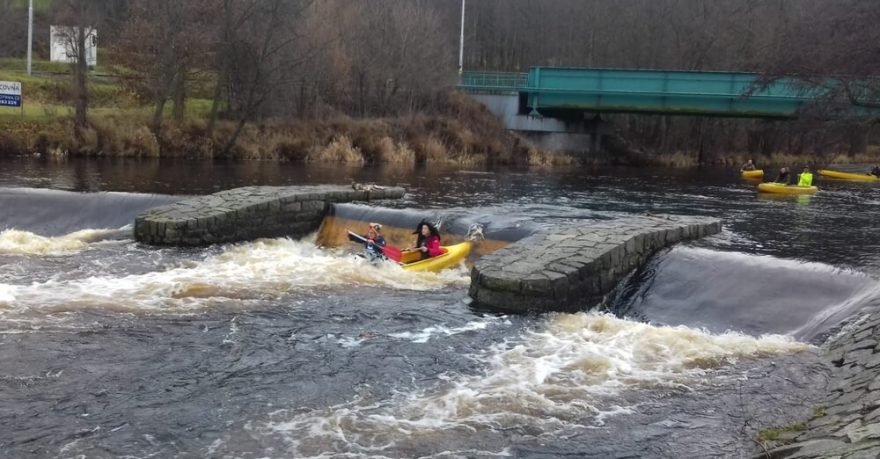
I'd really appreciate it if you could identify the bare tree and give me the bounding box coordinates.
[213,0,314,155]
[116,0,214,135]
[54,0,100,141]
[0,1,26,58]
[761,0,880,111]
[310,0,454,117]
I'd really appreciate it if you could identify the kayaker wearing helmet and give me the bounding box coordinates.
[362,223,386,261]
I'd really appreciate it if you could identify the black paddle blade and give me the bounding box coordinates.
[347,231,367,244]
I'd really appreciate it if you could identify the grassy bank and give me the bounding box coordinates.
[0,60,573,166]
[0,91,565,167]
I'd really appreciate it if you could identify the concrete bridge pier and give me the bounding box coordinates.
[469,92,612,160]
[518,115,613,159]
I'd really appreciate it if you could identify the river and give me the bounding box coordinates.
[1,157,878,458]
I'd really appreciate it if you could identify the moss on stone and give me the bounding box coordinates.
[758,422,808,443]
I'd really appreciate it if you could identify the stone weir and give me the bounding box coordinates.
[134,185,405,246]
[757,296,880,459]
[469,214,722,312]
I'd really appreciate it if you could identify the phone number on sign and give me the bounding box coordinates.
[0,96,22,107]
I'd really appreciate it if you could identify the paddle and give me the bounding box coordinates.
[346,230,403,262]
[378,244,403,263]
[347,230,367,244]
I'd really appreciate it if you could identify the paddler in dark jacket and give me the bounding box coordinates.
[363,223,386,261]
[774,167,791,185]
[871,165,880,177]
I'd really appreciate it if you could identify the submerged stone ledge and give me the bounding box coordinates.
[134,185,404,246]
[468,214,722,312]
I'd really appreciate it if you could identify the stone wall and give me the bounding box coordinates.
[134,185,404,246]
[758,298,880,458]
[469,214,722,312]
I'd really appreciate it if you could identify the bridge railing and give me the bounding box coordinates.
[459,66,878,119]
[459,71,527,92]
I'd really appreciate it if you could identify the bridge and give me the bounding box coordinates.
[456,66,851,156]
[459,67,819,119]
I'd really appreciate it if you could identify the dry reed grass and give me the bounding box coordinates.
[526,147,580,167]
[709,150,880,168]
[306,135,365,163]
[622,150,699,167]
[376,137,416,164]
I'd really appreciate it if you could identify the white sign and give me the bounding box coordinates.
[0,81,22,108]
[50,26,98,67]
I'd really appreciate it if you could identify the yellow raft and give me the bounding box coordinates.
[818,169,880,182]
[741,169,764,179]
[399,241,472,272]
[757,182,818,195]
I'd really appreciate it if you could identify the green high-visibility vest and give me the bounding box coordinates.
[798,172,813,187]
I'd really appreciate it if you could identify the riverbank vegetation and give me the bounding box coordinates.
[0,72,552,165]
[0,0,878,166]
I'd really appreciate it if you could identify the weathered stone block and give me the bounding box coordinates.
[847,423,880,443]
[482,273,522,292]
[520,273,554,294]
[599,270,616,291]
[472,287,525,312]
[325,191,346,202]
[283,201,302,212]
[301,200,324,211]
[846,349,875,365]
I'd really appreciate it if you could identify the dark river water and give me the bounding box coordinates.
[1,157,878,458]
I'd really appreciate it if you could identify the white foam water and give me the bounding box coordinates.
[0,237,470,317]
[255,312,809,457]
[0,228,128,255]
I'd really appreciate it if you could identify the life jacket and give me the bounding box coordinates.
[798,172,813,187]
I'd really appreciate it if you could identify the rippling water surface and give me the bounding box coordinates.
[1,158,877,458]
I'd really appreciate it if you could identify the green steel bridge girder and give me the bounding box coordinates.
[458,67,863,119]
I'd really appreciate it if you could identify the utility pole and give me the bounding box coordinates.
[27,0,34,75]
[458,0,466,77]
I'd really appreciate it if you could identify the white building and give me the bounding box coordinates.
[50,26,97,67]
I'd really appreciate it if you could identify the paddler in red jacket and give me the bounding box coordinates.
[411,221,443,259]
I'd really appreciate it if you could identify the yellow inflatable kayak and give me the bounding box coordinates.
[399,241,472,272]
[757,183,818,195]
[741,169,764,179]
[818,169,880,182]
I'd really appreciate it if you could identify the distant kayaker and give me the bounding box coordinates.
[740,159,756,171]
[774,167,791,185]
[410,221,443,259]
[870,165,880,177]
[362,223,386,261]
[797,166,813,187]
